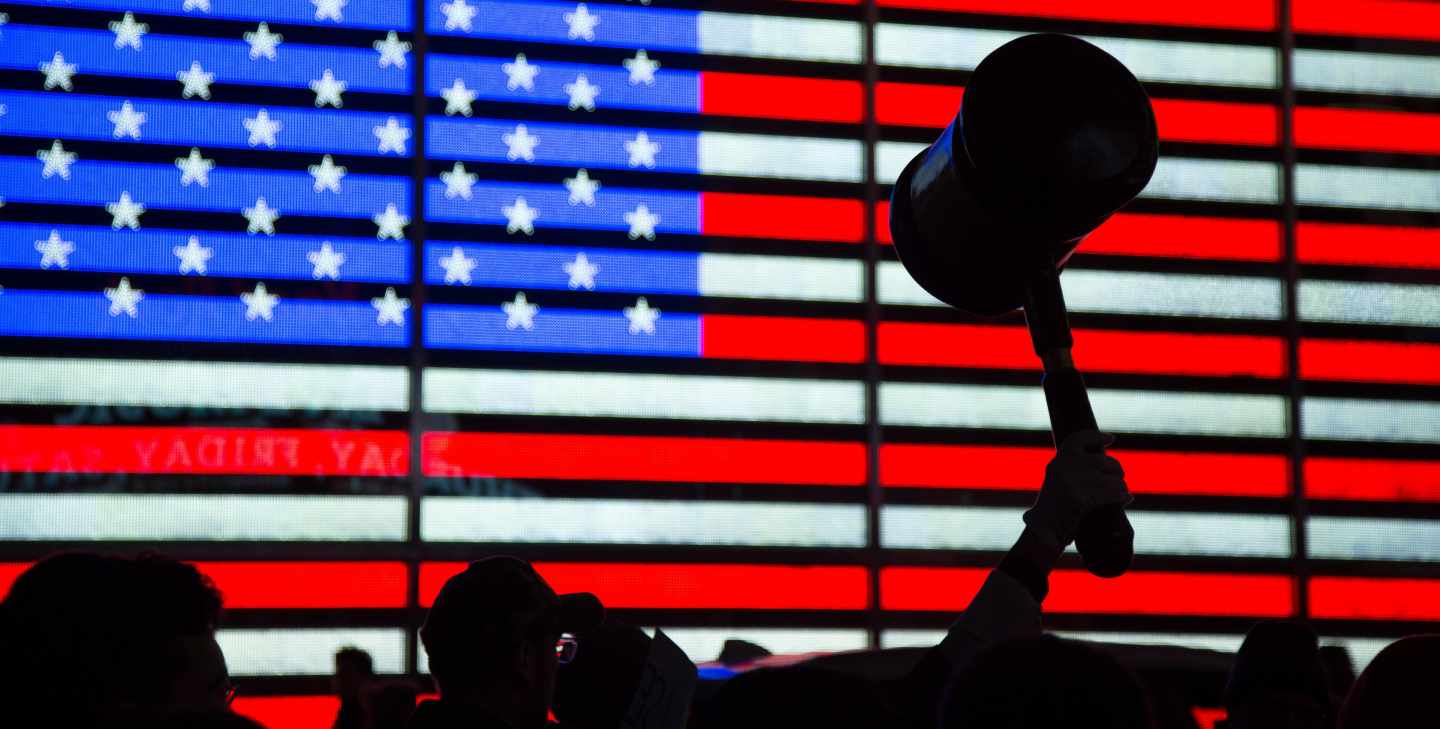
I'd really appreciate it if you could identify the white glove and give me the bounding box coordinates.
[1022,430,1132,548]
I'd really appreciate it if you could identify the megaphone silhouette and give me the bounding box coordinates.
[889,33,1158,578]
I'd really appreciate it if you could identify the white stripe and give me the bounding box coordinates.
[651,628,870,663]
[0,358,407,411]
[0,493,407,541]
[1325,638,1393,672]
[880,382,1289,437]
[698,13,861,64]
[1298,280,1440,327]
[1297,164,1440,213]
[1303,397,1440,444]
[875,24,1276,88]
[421,497,868,548]
[698,133,863,183]
[1296,49,1440,98]
[879,629,947,649]
[1309,516,1440,562]
[876,141,927,186]
[876,260,944,307]
[883,506,1292,558]
[1142,158,1279,204]
[1052,631,1244,654]
[699,253,863,303]
[219,628,407,677]
[423,369,865,423]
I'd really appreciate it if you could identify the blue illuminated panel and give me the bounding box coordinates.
[425,303,700,357]
[426,55,698,114]
[426,0,700,52]
[425,180,697,233]
[422,241,699,293]
[427,118,700,172]
[4,0,411,30]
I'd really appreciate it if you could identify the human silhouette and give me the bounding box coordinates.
[334,646,377,729]
[1336,635,1440,729]
[1216,621,1330,729]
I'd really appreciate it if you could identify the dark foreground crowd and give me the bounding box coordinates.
[1,431,1433,729]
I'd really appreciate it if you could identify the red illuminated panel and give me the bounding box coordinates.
[878,322,1286,378]
[703,315,866,364]
[881,567,1294,616]
[0,563,28,599]
[702,72,863,124]
[1194,708,1228,729]
[877,201,893,244]
[1306,457,1440,502]
[1310,577,1440,620]
[234,696,341,729]
[872,0,1276,30]
[1296,107,1440,156]
[1297,221,1440,270]
[423,432,867,486]
[421,562,870,610]
[701,193,864,243]
[195,562,408,609]
[1294,0,1440,42]
[1085,213,1282,261]
[1152,98,1277,146]
[876,82,964,127]
[1301,339,1440,385]
[0,426,408,476]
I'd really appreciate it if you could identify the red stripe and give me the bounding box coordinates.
[878,322,1286,377]
[703,314,866,364]
[1301,339,1440,385]
[1294,0,1440,42]
[881,444,1290,497]
[701,72,863,124]
[1296,106,1440,156]
[1085,213,1283,261]
[233,696,340,729]
[1297,221,1440,269]
[1310,577,1440,620]
[1151,98,1277,146]
[877,201,893,245]
[195,562,408,609]
[876,82,964,128]
[1305,457,1440,502]
[873,0,1275,29]
[421,562,870,610]
[1194,708,1228,729]
[701,193,864,243]
[0,563,28,600]
[0,426,408,476]
[423,432,867,486]
[882,567,1294,616]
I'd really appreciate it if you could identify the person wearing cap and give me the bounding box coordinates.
[411,556,604,729]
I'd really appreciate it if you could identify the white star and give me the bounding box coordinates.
[502,54,539,91]
[623,297,661,334]
[106,192,145,230]
[312,0,347,22]
[439,246,476,285]
[173,235,213,274]
[372,287,409,326]
[564,74,600,111]
[35,230,74,269]
[104,278,144,317]
[107,100,147,139]
[177,61,214,99]
[245,23,283,60]
[441,0,476,31]
[373,203,409,240]
[503,292,538,330]
[243,197,280,235]
[624,49,659,85]
[37,140,77,180]
[441,78,476,116]
[244,109,282,148]
[241,282,280,321]
[110,12,148,50]
[564,252,599,290]
[564,3,600,41]
[624,204,660,240]
[374,117,410,154]
[374,31,410,68]
[175,148,215,187]
[564,169,600,206]
[307,241,346,280]
[503,197,538,235]
[182,0,209,12]
[502,123,539,161]
[625,131,659,168]
[308,154,346,193]
[440,161,477,199]
[40,52,76,91]
[310,69,346,108]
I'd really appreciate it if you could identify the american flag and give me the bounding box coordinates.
[1,0,1439,726]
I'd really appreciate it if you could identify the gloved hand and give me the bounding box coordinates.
[1022,430,1132,548]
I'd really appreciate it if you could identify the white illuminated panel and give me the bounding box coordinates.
[698,253,864,303]
[1298,280,1440,327]
[880,383,1288,437]
[1297,164,1440,213]
[421,497,868,548]
[879,630,947,649]
[875,24,1277,88]
[0,358,408,411]
[699,133,864,183]
[1304,397,1440,444]
[1309,516,1440,563]
[423,369,865,423]
[655,627,870,663]
[876,141,927,185]
[219,628,406,677]
[698,13,862,64]
[1053,631,1244,654]
[1295,49,1440,98]
[0,494,407,541]
[877,261,944,307]
[1142,158,1280,204]
[1326,638,1394,672]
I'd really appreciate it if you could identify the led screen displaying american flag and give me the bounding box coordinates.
[1,0,1438,725]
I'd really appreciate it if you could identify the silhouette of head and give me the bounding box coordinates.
[1337,635,1440,729]
[1221,622,1330,729]
[335,646,376,701]
[941,635,1151,729]
[362,680,419,729]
